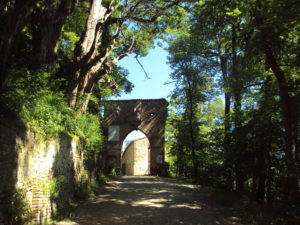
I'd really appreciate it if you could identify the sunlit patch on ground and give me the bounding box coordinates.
[170,204,202,210]
[55,176,246,225]
[131,198,169,208]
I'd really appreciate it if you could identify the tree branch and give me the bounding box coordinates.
[135,55,151,79]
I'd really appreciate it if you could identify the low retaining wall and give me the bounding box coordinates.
[0,122,86,224]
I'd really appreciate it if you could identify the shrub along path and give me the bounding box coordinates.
[56,176,246,225]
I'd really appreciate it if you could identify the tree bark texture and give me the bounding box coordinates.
[231,24,245,193]
[253,0,299,201]
[67,0,180,113]
[0,0,36,89]
[220,56,231,143]
[185,75,199,182]
[68,0,117,113]
[220,55,234,190]
[264,44,298,202]
[31,0,77,69]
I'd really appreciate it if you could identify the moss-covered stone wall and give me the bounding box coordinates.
[0,122,86,224]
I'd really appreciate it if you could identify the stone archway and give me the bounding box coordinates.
[103,99,167,175]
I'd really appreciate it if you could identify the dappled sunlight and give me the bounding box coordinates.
[131,198,169,208]
[170,204,202,210]
[66,176,246,225]
[91,198,127,205]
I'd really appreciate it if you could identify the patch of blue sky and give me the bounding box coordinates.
[112,45,174,100]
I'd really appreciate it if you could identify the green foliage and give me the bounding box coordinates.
[8,188,33,225]
[50,201,77,222]
[2,68,70,137]
[0,0,298,224]
[74,172,90,200]
[58,1,89,60]
[109,168,118,177]
[166,2,299,223]
[212,189,300,225]
[2,67,103,150]
[75,171,103,200]
[49,179,59,200]
[96,65,133,99]
[98,173,109,184]
[166,97,225,184]
[72,112,102,147]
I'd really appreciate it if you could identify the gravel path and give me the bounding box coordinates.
[56,176,245,225]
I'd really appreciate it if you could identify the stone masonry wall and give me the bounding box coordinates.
[133,137,149,175]
[121,137,149,175]
[104,99,167,175]
[0,122,85,224]
[121,141,135,175]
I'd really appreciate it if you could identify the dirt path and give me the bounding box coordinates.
[56,176,245,225]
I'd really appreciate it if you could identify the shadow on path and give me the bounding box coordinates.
[58,176,245,225]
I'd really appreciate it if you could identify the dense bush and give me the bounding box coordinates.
[2,68,103,150]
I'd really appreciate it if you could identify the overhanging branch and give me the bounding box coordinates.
[135,55,151,79]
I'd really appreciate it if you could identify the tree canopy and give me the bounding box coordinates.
[0,0,299,224]
[165,0,299,223]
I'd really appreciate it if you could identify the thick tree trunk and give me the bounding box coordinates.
[188,92,199,182]
[220,55,234,189]
[256,77,273,203]
[68,0,110,112]
[264,44,298,202]
[253,1,298,201]
[231,24,245,193]
[31,0,77,69]
[256,145,267,202]
[67,0,178,113]
[220,56,231,142]
[266,152,273,204]
[76,72,97,113]
[0,0,36,89]
[224,93,231,135]
[186,77,199,182]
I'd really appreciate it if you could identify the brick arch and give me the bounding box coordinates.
[103,99,167,175]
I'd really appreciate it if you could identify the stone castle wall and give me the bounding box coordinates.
[121,137,149,175]
[104,99,167,175]
[121,141,135,175]
[0,122,85,224]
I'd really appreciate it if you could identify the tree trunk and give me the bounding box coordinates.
[264,44,298,202]
[0,0,36,89]
[67,0,116,113]
[186,77,199,182]
[220,55,234,189]
[31,0,77,69]
[189,93,199,182]
[231,23,245,193]
[256,145,267,202]
[266,151,273,205]
[220,56,231,143]
[256,76,273,203]
[251,168,257,201]
[68,0,104,107]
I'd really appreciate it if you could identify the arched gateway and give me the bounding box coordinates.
[103,99,167,175]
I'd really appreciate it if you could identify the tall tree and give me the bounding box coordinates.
[0,0,36,88]
[188,0,248,190]
[67,0,181,113]
[250,0,300,201]
[168,34,213,181]
[31,0,78,69]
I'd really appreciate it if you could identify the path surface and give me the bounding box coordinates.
[57,176,245,225]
